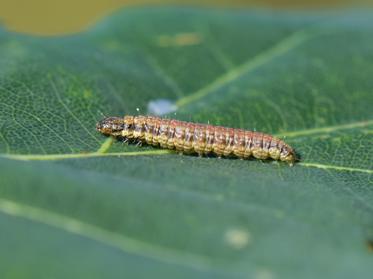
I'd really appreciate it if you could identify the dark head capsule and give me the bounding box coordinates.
[96,117,125,136]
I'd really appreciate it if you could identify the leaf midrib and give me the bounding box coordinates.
[1,119,371,174]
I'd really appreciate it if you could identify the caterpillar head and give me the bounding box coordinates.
[96,117,125,137]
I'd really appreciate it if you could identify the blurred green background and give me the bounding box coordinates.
[1,0,373,35]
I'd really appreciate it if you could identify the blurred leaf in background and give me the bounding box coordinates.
[0,1,373,279]
[1,0,373,34]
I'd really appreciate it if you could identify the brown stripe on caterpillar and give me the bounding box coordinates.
[96,115,297,165]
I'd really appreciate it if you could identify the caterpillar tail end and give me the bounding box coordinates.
[288,151,301,166]
[281,150,299,166]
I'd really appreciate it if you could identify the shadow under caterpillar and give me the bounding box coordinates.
[96,115,297,165]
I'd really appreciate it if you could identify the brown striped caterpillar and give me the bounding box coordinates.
[96,115,297,165]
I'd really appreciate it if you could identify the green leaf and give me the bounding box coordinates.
[0,7,372,279]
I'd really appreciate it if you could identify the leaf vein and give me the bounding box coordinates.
[0,97,76,153]
[175,28,321,108]
[1,151,371,174]
[0,198,215,272]
[275,120,373,138]
[49,78,101,145]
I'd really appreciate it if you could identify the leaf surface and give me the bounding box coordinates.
[0,7,372,279]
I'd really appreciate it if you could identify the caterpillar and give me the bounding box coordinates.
[96,115,297,165]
